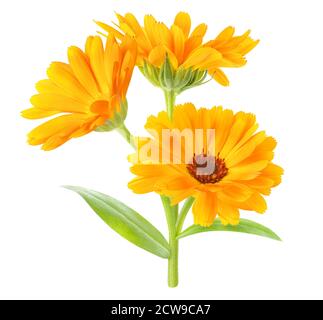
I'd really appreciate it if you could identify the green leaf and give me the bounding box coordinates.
[64,186,170,258]
[177,218,281,241]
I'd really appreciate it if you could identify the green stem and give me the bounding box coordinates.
[164,90,176,120]
[117,123,135,149]
[162,88,182,287]
[162,89,180,287]
[176,197,195,235]
[161,195,179,288]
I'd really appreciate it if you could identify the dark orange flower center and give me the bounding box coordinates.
[187,154,228,184]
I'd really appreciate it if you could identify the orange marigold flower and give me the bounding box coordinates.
[22,35,137,150]
[96,12,259,87]
[128,104,283,227]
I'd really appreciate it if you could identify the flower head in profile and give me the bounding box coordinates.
[128,104,283,226]
[96,12,259,91]
[22,35,137,150]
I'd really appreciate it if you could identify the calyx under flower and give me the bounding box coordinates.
[140,55,208,95]
[95,99,128,132]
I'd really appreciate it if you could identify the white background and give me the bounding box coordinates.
[0,0,322,299]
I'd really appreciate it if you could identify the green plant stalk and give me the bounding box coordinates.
[163,89,182,287]
[117,123,135,149]
[164,90,176,120]
[116,111,180,286]
[161,195,179,287]
[176,197,195,234]
[117,91,191,287]
[116,108,181,286]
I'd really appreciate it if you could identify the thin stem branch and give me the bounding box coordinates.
[116,123,135,149]
[176,197,195,235]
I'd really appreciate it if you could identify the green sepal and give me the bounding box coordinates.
[139,62,160,87]
[159,54,174,89]
[140,56,209,95]
[95,100,128,132]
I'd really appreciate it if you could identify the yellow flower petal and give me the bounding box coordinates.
[171,25,185,64]
[220,116,251,158]
[128,176,163,194]
[124,13,144,37]
[239,193,267,213]
[47,62,92,103]
[174,12,191,38]
[225,131,267,167]
[148,45,166,67]
[190,23,207,38]
[215,26,235,43]
[27,113,97,150]
[144,15,159,47]
[226,160,269,181]
[88,36,109,94]
[214,108,235,152]
[35,79,67,95]
[217,200,240,225]
[183,47,222,69]
[217,183,253,203]
[21,108,59,119]
[208,68,229,86]
[94,20,124,39]
[192,192,217,226]
[168,188,196,205]
[68,45,99,97]
[30,94,88,113]
[244,177,274,191]
[262,163,284,187]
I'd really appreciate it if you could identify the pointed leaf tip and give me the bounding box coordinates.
[65,186,170,258]
[177,218,281,241]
